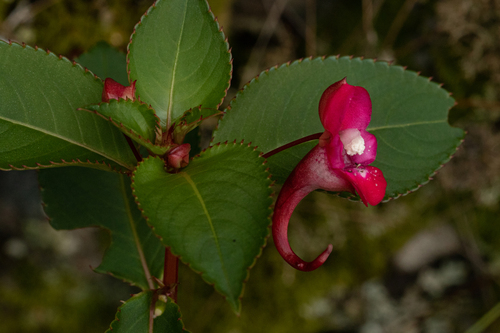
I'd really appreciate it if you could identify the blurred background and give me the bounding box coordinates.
[1,0,499,332]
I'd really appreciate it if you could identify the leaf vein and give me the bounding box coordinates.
[119,174,154,290]
[0,115,132,169]
[166,0,188,129]
[367,119,446,131]
[179,171,232,298]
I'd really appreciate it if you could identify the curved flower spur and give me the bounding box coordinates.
[272,78,387,272]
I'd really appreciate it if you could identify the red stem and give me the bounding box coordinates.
[148,295,155,333]
[163,248,179,302]
[124,134,143,162]
[262,133,322,159]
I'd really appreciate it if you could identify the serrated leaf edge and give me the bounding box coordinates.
[381,135,465,202]
[2,40,103,82]
[0,40,137,171]
[3,158,122,172]
[126,0,233,128]
[105,292,189,333]
[176,106,225,129]
[214,55,465,202]
[39,172,157,289]
[78,99,166,154]
[130,140,274,314]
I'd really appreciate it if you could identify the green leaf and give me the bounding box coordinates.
[81,99,167,155]
[177,107,223,125]
[153,297,190,332]
[128,0,232,128]
[82,100,157,141]
[213,57,465,200]
[39,167,164,290]
[173,106,223,144]
[75,41,129,85]
[132,143,273,313]
[183,126,202,157]
[0,41,137,171]
[106,292,189,333]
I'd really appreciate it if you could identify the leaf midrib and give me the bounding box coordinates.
[179,171,232,298]
[367,119,446,132]
[166,0,188,129]
[0,114,133,169]
[119,174,154,290]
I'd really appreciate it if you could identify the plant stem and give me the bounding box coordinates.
[149,294,155,333]
[124,134,143,162]
[163,248,179,302]
[262,132,322,159]
[465,302,500,333]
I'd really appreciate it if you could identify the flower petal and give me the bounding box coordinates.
[318,78,347,134]
[318,78,372,135]
[323,134,345,169]
[340,165,387,206]
[339,86,372,131]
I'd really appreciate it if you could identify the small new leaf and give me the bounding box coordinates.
[80,99,167,155]
[106,292,189,333]
[172,107,223,144]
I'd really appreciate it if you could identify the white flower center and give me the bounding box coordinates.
[339,128,365,156]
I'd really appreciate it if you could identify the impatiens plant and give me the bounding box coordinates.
[0,0,464,331]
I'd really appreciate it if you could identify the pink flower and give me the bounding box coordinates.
[272,78,387,272]
[102,78,136,102]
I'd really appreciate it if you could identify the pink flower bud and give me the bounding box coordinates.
[167,144,191,169]
[102,78,136,102]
